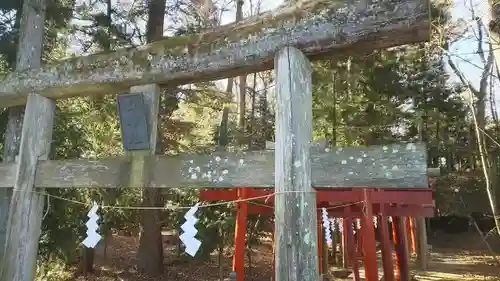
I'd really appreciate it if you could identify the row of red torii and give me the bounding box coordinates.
[199,142,437,281]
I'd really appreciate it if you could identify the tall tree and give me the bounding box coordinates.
[236,0,246,140]
[451,2,500,235]
[136,0,167,275]
[488,0,500,78]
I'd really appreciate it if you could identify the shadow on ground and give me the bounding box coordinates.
[70,232,500,281]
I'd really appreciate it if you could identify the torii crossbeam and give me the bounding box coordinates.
[0,0,430,107]
[0,143,430,189]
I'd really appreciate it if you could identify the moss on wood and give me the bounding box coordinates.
[0,0,430,107]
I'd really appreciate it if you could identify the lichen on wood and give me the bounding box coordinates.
[0,0,430,107]
[0,143,429,189]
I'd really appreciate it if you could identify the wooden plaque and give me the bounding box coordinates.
[117,93,150,151]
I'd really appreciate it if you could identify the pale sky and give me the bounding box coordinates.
[448,0,492,87]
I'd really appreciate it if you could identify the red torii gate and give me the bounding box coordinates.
[200,164,436,281]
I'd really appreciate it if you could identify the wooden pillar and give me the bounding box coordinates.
[331,221,338,266]
[318,220,323,275]
[415,217,428,270]
[346,218,360,281]
[392,216,410,281]
[232,188,248,281]
[415,115,429,270]
[356,219,363,252]
[317,218,330,278]
[361,190,378,281]
[322,227,330,277]
[274,46,319,281]
[0,106,21,259]
[406,217,416,255]
[81,247,95,275]
[0,1,51,280]
[378,211,394,281]
[342,218,350,268]
[392,217,399,279]
[272,226,276,281]
[402,218,411,264]
[119,84,162,274]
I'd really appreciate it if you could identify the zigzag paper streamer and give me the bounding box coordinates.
[82,201,102,248]
[321,208,332,246]
[180,203,202,257]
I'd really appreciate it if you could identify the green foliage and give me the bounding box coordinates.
[35,258,70,281]
[41,95,134,262]
[308,0,481,214]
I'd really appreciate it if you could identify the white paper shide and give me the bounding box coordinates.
[321,207,332,246]
[180,203,202,257]
[82,201,102,248]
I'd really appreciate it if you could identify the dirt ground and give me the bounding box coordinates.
[70,232,500,281]
[412,232,500,281]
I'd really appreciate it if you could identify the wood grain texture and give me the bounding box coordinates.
[273,47,319,281]
[1,97,54,280]
[0,143,429,189]
[123,84,160,189]
[126,84,164,274]
[0,0,430,107]
[416,217,428,270]
[2,108,24,164]
[0,107,23,260]
[0,1,51,281]
[1,94,54,281]
[0,164,16,188]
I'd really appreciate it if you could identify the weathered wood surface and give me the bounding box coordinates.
[1,98,52,281]
[426,167,440,177]
[0,0,430,107]
[265,140,328,150]
[0,108,23,260]
[0,143,429,189]
[416,217,428,270]
[0,1,52,281]
[117,93,151,151]
[125,85,164,274]
[0,164,16,188]
[273,47,319,281]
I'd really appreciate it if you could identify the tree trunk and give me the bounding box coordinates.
[258,72,271,149]
[248,72,257,150]
[137,0,166,276]
[83,0,115,269]
[80,247,95,275]
[488,0,500,81]
[486,4,500,235]
[236,0,247,145]
[218,222,225,281]
[345,58,353,145]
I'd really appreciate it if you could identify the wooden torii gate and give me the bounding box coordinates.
[0,0,432,281]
